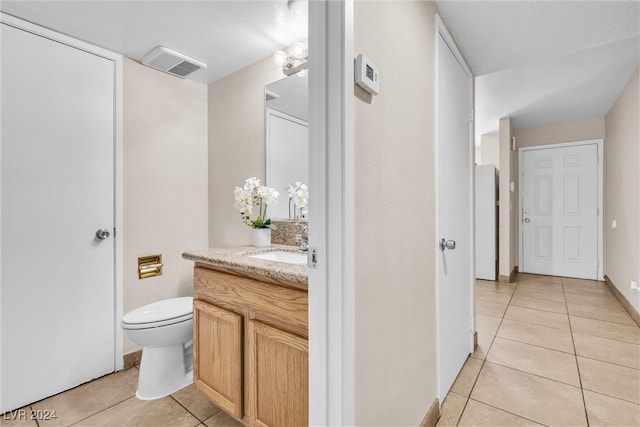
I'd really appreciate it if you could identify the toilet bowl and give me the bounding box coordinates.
[121,296,194,400]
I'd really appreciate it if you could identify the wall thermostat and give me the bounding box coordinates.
[355,54,379,95]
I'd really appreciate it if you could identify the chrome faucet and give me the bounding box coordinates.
[295,224,309,251]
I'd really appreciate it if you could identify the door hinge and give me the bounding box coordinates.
[597,207,600,216]
[469,108,474,121]
[309,248,318,269]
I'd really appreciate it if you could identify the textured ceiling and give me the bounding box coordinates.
[435,0,640,143]
[436,0,640,76]
[1,1,307,84]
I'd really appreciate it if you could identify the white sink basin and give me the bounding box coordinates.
[249,251,307,265]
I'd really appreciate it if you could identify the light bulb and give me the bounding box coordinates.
[288,0,307,16]
[291,42,307,59]
[272,50,287,67]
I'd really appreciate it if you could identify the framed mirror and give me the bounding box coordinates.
[264,73,309,219]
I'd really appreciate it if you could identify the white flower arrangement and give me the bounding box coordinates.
[234,177,279,229]
[287,181,309,219]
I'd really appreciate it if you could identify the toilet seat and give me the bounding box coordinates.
[121,296,193,330]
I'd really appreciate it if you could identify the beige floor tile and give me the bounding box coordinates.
[573,333,640,369]
[497,319,575,353]
[476,299,507,318]
[562,277,606,287]
[0,406,38,427]
[564,292,625,310]
[563,282,612,297]
[74,396,198,427]
[510,295,567,314]
[568,302,637,325]
[578,357,640,404]
[504,305,570,330]
[32,368,139,427]
[517,280,564,292]
[570,316,640,345]
[519,274,563,284]
[476,314,502,336]
[171,384,221,422]
[486,337,580,386]
[204,410,243,427]
[476,281,515,295]
[450,357,484,396]
[435,392,468,427]
[470,332,494,360]
[458,399,544,426]
[471,363,587,426]
[583,390,640,427]
[476,289,512,305]
[514,287,565,303]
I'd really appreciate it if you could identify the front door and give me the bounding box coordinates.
[436,24,474,398]
[1,22,116,411]
[520,142,601,280]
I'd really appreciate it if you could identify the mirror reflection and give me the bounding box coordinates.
[264,73,309,219]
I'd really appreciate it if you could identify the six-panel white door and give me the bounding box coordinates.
[520,143,600,279]
[1,22,116,411]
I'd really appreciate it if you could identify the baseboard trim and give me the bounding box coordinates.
[498,266,519,283]
[419,398,440,427]
[605,275,640,327]
[123,350,142,370]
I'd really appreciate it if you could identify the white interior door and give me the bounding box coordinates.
[1,22,116,411]
[520,142,601,280]
[436,23,474,398]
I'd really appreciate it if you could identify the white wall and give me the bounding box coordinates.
[353,1,439,424]
[604,66,639,312]
[123,58,209,354]
[480,132,499,167]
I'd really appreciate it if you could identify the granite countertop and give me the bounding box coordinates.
[182,244,308,286]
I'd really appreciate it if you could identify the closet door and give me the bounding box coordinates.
[1,22,116,411]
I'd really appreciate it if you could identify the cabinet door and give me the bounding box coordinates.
[248,321,308,427]
[193,300,243,419]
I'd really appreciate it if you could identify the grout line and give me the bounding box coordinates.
[492,334,576,356]
[562,277,591,427]
[482,359,582,389]
[465,397,551,427]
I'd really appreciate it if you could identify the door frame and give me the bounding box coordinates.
[1,13,124,371]
[434,15,476,399]
[518,139,604,280]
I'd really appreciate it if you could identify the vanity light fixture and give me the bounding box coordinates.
[272,41,308,76]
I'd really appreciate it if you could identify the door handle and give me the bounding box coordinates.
[524,217,531,223]
[95,228,110,240]
[440,239,456,251]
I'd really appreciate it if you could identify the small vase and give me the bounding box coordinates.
[252,228,271,247]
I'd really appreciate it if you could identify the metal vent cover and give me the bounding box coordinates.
[141,46,206,79]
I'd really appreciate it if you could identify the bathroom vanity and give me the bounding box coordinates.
[183,246,308,427]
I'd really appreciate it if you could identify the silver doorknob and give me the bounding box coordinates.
[440,239,456,251]
[95,228,110,240]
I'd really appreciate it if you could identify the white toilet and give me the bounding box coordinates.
[121,296,194,400]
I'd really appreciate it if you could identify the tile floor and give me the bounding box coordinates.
[3,273,638,427]
[1,367,242,427]
[437,273,640,427]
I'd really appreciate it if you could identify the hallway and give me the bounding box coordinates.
[437,273,640,426]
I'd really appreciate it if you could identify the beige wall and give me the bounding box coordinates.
[604,66,639,312]
[123,58,209,354]
[499,117,516,277]
[514,117,605,148]
[208,57,283,247]
[480,132,500,166]
[354,1,438,424]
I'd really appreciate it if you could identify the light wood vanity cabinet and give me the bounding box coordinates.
[192,265,308,427]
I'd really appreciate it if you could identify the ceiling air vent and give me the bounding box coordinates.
[141,46,206,79]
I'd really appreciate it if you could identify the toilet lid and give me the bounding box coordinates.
[122,296,193,326]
